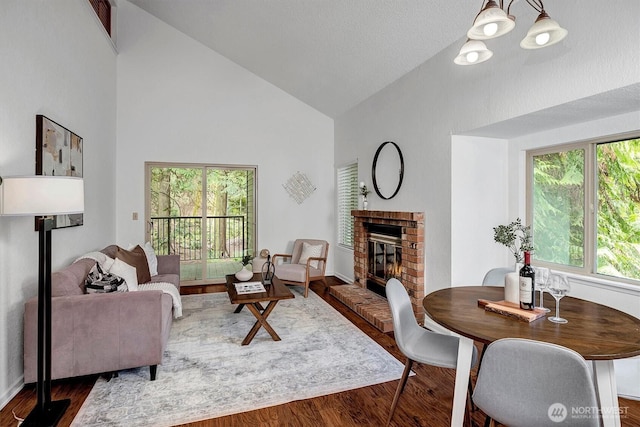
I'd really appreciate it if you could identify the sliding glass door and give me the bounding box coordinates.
[146,163,256,284]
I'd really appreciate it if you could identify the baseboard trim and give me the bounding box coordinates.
[0,375,24,412]
[333,272,352,284]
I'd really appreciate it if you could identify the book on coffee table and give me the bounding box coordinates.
[234,281,266,294]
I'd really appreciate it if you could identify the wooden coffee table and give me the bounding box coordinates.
[225,273,294,345]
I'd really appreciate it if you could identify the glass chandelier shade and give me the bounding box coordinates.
[520,11,568,49]
[454,39,493,66]
[466,0,516,40]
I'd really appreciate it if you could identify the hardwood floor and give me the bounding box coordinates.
[2,277,639,427]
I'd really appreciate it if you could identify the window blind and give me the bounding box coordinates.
[337,163,358,248]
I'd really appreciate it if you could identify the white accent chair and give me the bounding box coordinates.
[473,338,600,427]
[385,278,478,426]
[272,239,329,298]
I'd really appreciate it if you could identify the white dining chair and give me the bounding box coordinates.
[473,338,600,427]
[385,278,478,426]
[481,267,512,286]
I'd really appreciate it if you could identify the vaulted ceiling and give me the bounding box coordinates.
[127,1,640,135]
[127,0,473,118]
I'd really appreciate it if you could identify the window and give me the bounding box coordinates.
[337,162,358,248]
[528,135,640,283]
[89,0,112,36]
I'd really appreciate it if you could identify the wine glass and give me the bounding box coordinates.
[534,267,550,313]
[547,273,571,324]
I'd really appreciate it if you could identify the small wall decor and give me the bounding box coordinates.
[36,115,83,229]
[282,171,316,204]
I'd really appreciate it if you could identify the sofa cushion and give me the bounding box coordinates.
[101,245,118,259]
[52,270,83,297]
[115,245,151,284]
[52,258,95,297]
[149,273,180,290]
[276,263,323,283]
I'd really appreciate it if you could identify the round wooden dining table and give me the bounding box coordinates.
[423,286,640,427]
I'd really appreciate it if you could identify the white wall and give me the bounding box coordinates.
[451,135,509,285]
[0,0,117,408]
[334,0,640,296]
[115,2,335,270]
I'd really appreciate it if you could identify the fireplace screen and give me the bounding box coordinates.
[368,232,402,286]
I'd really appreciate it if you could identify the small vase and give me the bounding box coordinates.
[363,197,368,210]
[504,272,520,306]
[235,266,253,282]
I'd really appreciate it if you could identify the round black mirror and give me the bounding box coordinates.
[371,141,404,200]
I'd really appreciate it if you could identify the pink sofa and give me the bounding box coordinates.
[23,245,180,382]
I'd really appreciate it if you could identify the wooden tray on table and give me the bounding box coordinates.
[477,299,547,322]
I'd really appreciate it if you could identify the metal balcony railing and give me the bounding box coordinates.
[150,215,246,261]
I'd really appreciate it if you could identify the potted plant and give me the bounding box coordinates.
[493,217,534,265]
[359,182,370,210]
[241,254,253,267]
[235,253,254,281]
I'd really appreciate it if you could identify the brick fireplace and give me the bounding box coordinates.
[330,210,425,330]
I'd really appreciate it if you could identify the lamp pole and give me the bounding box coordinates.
[22,216,70,426]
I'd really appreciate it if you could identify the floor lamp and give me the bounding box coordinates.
[0,176,84,427]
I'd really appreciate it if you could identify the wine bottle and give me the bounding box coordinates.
[519,251,535,310]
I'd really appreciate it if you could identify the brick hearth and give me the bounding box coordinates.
[332,210,425,332]
[329,284,394,332]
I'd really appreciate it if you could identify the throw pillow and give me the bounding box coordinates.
[115,245,151,284]
[298,242,323,269]
[109,257,139,291]
[85,263,127,293]
[128,242,158,276]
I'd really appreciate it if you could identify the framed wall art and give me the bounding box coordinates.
[35,114,83,229]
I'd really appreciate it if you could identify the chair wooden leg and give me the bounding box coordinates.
[477,343,488,373]
[468,376,476,412]
[387,358,414,426]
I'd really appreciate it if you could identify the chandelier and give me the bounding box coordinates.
[454,0,568,65]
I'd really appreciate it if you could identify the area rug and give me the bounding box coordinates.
[71,289,405,426]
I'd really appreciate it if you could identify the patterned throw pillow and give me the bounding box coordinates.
[86,263,127,293]
[298,242,323,269]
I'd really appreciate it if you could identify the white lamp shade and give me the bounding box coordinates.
[0,176,84,216]
[467,1,515,40]
[454,39,493,65]
[520,12,568,49]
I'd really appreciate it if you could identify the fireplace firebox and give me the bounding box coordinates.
[366,223,402,298]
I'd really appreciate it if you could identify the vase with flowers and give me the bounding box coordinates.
[235,253,254,281]
[493,217,534,268]
[359,182,370,210]
[494,218,535,305]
